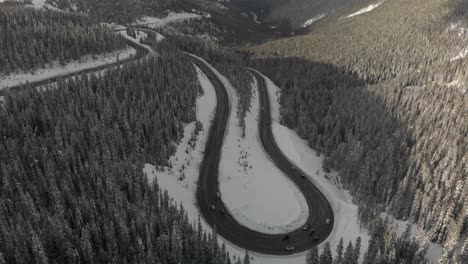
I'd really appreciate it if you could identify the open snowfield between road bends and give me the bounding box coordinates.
[0,48,136,90]
[218,76,309,234]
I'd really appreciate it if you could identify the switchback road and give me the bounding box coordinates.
[190,55,334,255]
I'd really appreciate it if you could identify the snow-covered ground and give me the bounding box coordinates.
[28,0,61,10]
[29,0,47,8]
[134,12,205,28]
[218,76,308,234]
[302,13,326,28]
[0,48,135,90]
[118,29,155,56]
[343,1,384,19]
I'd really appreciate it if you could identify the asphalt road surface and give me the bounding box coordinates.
[190,55,334,255]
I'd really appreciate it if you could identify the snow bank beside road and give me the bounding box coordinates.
[0,48,135,90]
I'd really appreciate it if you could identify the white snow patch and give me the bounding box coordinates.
[302,13,326,28]
[0,48,135,90]
[30,0,46,8]
[134,12,206,28]
[219,76,308,234]
[343,1,384,19]
[27,0,58,10]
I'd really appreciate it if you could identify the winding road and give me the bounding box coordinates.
[190,56,334,255]
[0,35,148,97]
[1,25,334,255]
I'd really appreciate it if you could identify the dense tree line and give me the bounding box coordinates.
[148,34,253,136]
[250,0,467,261]
[0,5,126,74]
[304,219,429,264]
[158,19,243,46]
[45,0,180,23]
[0,51,235,263]
[305,238,361,264]
[363,219,428,264]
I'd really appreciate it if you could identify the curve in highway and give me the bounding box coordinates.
[0,28,150,97]
[190,54,334,255]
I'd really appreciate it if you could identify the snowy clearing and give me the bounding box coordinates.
[0,48,135,90]
[134,12,205,28]
[29,0,47,8]
[343,1,384,19]
[302,13,326,28]
[28,0,62,10]
[218,77,308,234]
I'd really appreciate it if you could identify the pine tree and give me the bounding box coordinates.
[243,250,250,264]
[354,237,361,264]
[306,247,319,264]
[342,242,355,264]
[335,238,344,264]
[320,242,333,264]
